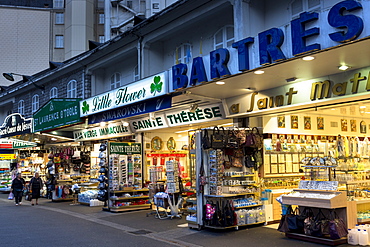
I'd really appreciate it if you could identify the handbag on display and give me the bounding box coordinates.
[225,130,239,149]
[211,126,226,149]
[328,211,348,239]
[202,129,211,150]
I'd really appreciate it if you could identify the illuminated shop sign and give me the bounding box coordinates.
[81,72,167,117]
[33,98,82,132]
[129,104,225,132]
[171,0,366,91]
[73,122,132,141]
[0,113,33,138]
[88,95,172,124]
[225,68,370,116]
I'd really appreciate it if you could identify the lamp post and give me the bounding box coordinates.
[2,72,45,90]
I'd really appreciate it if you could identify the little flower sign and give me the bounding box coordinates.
[80,72,167,117]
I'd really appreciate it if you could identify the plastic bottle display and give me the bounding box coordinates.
[348,229,358,245]
[359,229,368,246]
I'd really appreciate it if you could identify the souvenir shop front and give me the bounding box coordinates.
[31,98,99,202]
[0,113,41,191]
[210,64,370,244]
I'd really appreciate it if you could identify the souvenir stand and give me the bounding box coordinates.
[106,142,150,212]
[189,127,265,230]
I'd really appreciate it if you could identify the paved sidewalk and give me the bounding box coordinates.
[0,193,352,247]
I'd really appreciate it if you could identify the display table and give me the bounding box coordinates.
[282,189,357,246]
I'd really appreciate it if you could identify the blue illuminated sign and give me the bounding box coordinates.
[171,0,365,91]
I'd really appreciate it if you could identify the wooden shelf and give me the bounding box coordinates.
[224,184,257,187]
[111,189,149,193]
[109,204,151,212]
[224,175,254,178]
[235,204,263,209]
[205,192,258,198]
[110,196,149,200]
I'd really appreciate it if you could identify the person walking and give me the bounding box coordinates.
[11,173,26,206]
[29,172,43,206]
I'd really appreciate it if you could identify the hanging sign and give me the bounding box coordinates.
[73,122,132,141]
[0,113,33,138]
[0,154,16,160]
[33,98,82,132]
[80,72,168,117]
[0,139,37,149]
[88,95,172,124]
[129,104,225,132]
[109,142,141,155]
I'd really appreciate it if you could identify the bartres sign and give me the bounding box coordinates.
[0,113,33,138]
[170,0,369,92]
[80,72,167,117]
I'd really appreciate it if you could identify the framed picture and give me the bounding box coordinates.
[350,119,356,132]
[360,121,366,134]
[341,119,348,131]
[304,116,311,130]
[278,116,285,128]
[291,115,298,129]
[317,117,324,130]
[286,134,292,143]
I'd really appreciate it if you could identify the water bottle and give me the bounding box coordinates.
[359,229,368,246]
[348,229,359,245]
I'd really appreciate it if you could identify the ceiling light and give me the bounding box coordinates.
[254,70,264,75]
[246,87,256,91]
[100,122,106,127]
[189,103,198,113]
[302,56,315,61]
[338,65,350,71]
[121,121,129,127]
[360,106,367,109]
[216,81,225,85]
[51,138,57,141]
[149,112,155,120]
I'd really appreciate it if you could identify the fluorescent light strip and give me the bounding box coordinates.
[41,133,75,141]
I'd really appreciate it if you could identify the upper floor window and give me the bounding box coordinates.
[99,13,105,24]
[291,0,320,17]
[214,26,234,50]
[55,13,64,24]
[175,43,192,65]
[32,95,39,113]
[18,100,24,115]
[126,1,133,9]
[110,73,121,90]
[152,3,160,9]
[50,87,58,99]
[55,35,64,48]
[99,35,105,43]
[67,80,77,98]
[54,0,64,8]
[134,66,139,81]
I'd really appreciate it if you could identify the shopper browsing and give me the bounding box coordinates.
[11,173,26,206]
[29,172,43,206]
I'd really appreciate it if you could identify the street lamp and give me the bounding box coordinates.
[2,72,45,90]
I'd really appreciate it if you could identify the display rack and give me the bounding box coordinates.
[109,188,150,212]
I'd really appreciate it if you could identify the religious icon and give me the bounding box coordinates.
[278,116,285,128]
[317,117,324,130]
[291,115,298,129]
[350,119,356,132]
[341,119,348,132]
[304,116,311,130]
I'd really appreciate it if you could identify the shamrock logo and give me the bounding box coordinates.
[150,76,163,96]
[82,101,90,114]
